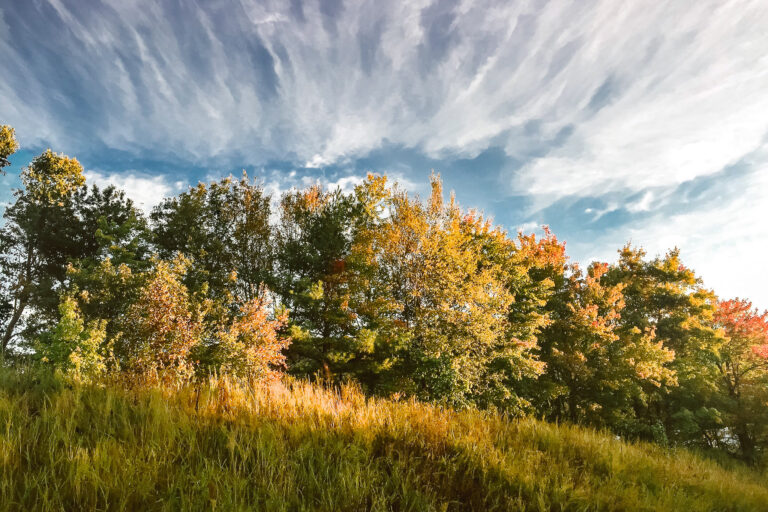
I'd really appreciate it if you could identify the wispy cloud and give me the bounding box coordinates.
[566,143,768,304]
[1,0,767,306]
[3,1,767,176]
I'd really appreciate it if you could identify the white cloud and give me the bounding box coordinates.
[516,221,541,234]
[505,1,768,207]
[626,192,655,214]
[304,154,330,169]
[84,170,182,211]
[324,175,365,195]
[568,147,768,309]
[3,0,766,187]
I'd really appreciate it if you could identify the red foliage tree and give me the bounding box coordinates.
[714,298,768,462]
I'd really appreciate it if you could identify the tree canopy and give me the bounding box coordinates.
[2,123,767,464]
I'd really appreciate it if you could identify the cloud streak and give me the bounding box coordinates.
[563,142,768,303]
[3,1,767,180]
[1,0,768,306]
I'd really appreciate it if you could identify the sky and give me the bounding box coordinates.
[1,0,768,308]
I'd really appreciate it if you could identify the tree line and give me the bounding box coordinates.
[2,124,768,464]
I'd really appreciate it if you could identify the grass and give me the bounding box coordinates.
[1,368,767,511]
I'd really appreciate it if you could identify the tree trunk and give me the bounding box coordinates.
[1,298,26,354]
[736,425,757,464]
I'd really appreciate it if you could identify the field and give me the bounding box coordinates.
[1,369,767,511]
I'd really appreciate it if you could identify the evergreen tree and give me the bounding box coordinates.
[275,184,361,380]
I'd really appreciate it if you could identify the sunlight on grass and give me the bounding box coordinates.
[1,369,766,511]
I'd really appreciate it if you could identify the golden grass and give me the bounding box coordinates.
[1,369,767,511]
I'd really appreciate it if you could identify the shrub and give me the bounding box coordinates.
[119,256,206,385]
[37,296,109,384]
[215,295,290,381]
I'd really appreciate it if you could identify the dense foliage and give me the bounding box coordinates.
[2,124,768,465]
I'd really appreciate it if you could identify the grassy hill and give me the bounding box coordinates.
[1,369,767,511]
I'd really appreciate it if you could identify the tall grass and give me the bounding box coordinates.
[1,368,767,511]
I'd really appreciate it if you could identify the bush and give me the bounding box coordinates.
[37,296,109,384]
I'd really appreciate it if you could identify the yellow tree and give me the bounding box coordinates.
[359,174,539,407]
[119,256,207,385]
[0,125,18,173]
[215,295,291,382]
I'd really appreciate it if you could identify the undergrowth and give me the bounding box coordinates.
[1,367,767,511]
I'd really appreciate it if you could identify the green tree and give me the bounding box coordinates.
[1,157,150,356]
[275,184,361,380]
[532,259,675,433]
[0,149,86,353]
[37,296,109,383]
[75,184,151,268]
[66,185,151,330]
[603,245,723,443]
[151,174,273,304]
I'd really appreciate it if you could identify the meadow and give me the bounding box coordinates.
[1,367,767,512]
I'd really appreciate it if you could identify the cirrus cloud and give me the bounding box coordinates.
[1,0,768,306]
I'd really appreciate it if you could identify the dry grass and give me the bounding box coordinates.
[1,368,767,511]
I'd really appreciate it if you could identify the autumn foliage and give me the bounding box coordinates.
[712,299,768,462]
[120,256,204,384]
[716,299,768,358]
[2,123,768,464]
[216,296,290,381]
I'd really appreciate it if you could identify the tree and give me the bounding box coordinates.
[275,184,361,380]
[74,184,151,269]
[214,295,291,381]
[353,175,543,408]
[0,125,19,174]
[37,296,109,383]
[65,185,151,332]
[118,256,207,385]
[713,299,768,463]
[0,126,19,343]
[61,253,291,384]
[603,245,723,443]
[1,147,150,356]
[532,260,675,432]
[0,149,86,353]
[151,174,273,304]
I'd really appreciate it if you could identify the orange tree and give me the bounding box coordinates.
[713,299,768,462]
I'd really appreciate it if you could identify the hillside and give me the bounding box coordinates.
[1,369,766,511]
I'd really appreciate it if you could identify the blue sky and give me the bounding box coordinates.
[1,0,768,308]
